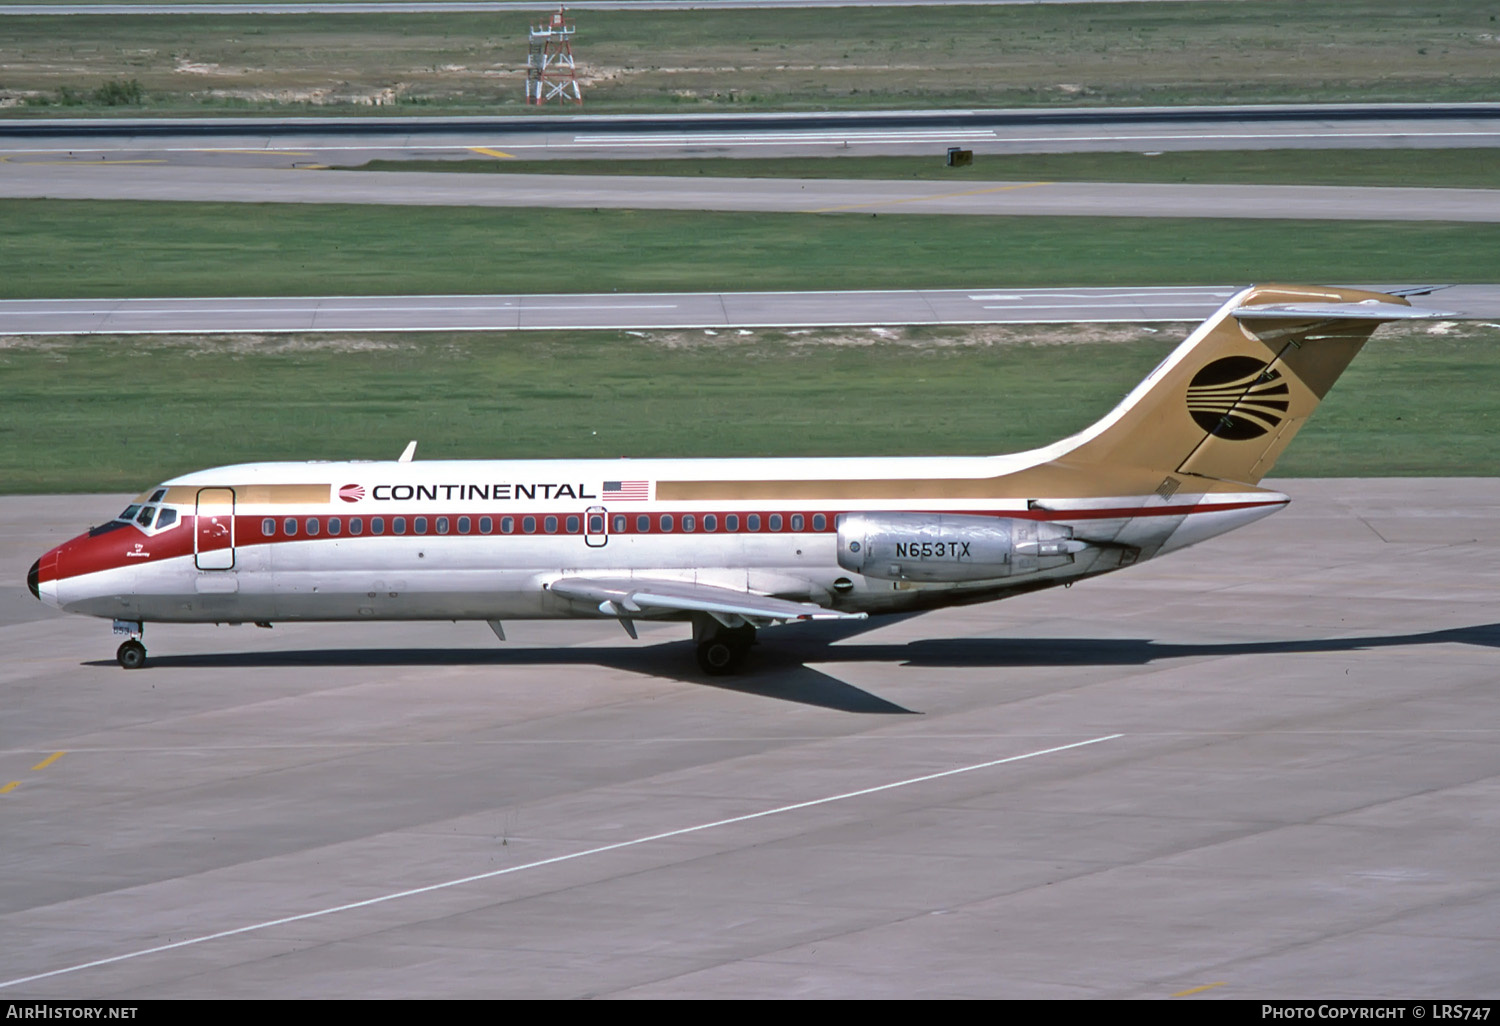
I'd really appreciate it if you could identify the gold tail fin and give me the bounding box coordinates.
[1056,284,1435,486]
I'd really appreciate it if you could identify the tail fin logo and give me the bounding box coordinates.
[1186,356,1290,440]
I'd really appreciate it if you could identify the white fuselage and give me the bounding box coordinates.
[37,454,1287,627]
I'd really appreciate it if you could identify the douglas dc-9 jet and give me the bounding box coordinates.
[29,285,1463,674]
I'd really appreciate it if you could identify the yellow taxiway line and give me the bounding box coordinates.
[32,751,65,771]
[1173,981,1228,997]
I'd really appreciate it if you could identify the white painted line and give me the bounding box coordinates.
[982,302,1221,310]
[575,130,1002,143]
[0,732,1121,991]
[970,290,1233,300]
[562,130,1500,149]
[0,319,1204,336]
[3,303,679,317]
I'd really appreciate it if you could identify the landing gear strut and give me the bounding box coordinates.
[116,639,147,670]
[694,619,755,676]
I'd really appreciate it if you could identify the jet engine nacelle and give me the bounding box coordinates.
[836,512,1087,583]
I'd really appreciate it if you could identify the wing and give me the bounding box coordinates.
[549,576,866,631]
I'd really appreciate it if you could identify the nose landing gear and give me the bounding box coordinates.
[113,619,146,669]
[116,639,147,670]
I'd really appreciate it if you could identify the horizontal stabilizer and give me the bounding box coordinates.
[551,577,866,625]
[1233,301,1459,321]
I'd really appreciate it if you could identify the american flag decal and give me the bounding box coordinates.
[603,480,650,500]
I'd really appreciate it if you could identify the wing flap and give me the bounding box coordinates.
[550,576,865,624]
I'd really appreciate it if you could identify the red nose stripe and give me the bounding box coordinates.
[48,523,196,580]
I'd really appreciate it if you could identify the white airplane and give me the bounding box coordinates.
[28,285,1461,675]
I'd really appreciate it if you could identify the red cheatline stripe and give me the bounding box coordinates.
[43,499,1285,582]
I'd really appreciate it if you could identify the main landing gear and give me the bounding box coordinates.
[694,618,756,676]
[113,619,146,669]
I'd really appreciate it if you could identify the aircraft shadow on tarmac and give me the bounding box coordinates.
[87,620,1500,716]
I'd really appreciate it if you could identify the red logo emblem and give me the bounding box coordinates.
[338,484,365,503]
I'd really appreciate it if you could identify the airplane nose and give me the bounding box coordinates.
[28,558,40,600]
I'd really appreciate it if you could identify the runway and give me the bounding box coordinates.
[6,105,1500,164]
[6,163,1500,223]
[2,480,1498,997]
[6,285,1500,336]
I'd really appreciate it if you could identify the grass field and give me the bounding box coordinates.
[1,1,1497,115]
[4,323,1496,493]
[360,150,1500,189]
[7,200,1500,299]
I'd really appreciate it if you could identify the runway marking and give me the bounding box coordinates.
[1173,981,1228,997]
[0,732,1121,991]
[808,181,1052,213]
[0,782,17,795]
[3,302,680,317]
[31,751,64,771]
[468,146,516,160]
[565,130,1500,150]
[982,302,1216,311]
[0,157,167,166]
[198,149,314,157]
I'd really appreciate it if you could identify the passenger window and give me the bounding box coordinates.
[637,515,649,532]
[523,516,536,534]
[393,517,407,535]
[284,518,297,537]
[660,515,673,533]
[813,514,826,531]
[769,514,783,531]
[682,514,695,533]
[747,514,760,531]
[613,515,626,533]
[372,517,385,535]
[328,518,341,536]
[588,514,604,533]
[350,518,363,536]
[790,514,804,531]
[306,518,319,536]
[726,514,739,531]
[544,516,558,534]
[566,515,580,533]
[155,508,177,530]
[414,517,427,534]
[436,517,449,535]
[704,514,717,532]
[458,516,471,534]
[499,517,512,534]
[482,516,495,534]
[262,517,276,537]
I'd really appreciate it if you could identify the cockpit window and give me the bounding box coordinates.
[119,504,142,523]
[149,489,167,503]
[155,508,177,530]
[136,506,157,528]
